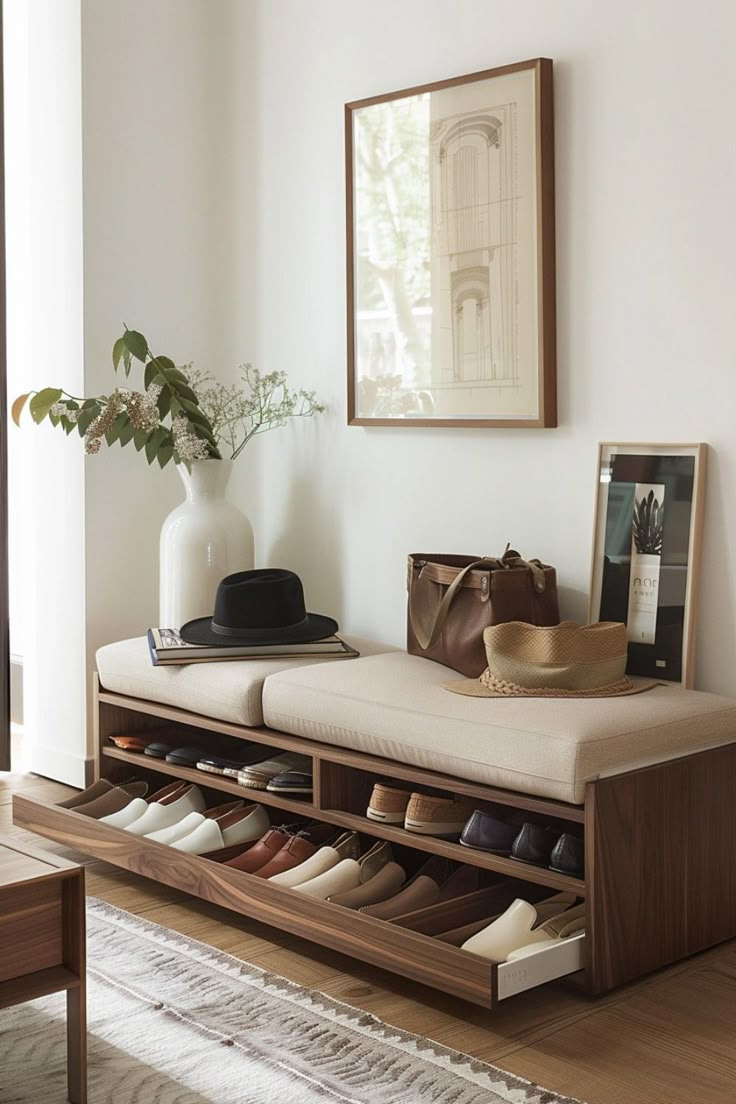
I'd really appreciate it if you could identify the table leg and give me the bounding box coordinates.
[66,984,87,1104]
[63,872,87,1104]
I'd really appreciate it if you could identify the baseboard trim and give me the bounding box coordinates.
[29,744,94,789]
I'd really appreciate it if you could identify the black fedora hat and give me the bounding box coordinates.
[180,569,338,646]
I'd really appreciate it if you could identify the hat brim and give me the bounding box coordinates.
[179,612,339,647]
[444,675,659,699]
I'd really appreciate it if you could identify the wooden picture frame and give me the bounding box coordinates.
[588,443,707,689]
[345,57,556,429]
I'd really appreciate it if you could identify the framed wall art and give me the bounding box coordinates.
[588,443,708,688]
[345,58,556,428]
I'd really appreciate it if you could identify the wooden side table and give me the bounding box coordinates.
[0,836,87,1104]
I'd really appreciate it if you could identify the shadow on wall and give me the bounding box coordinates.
[556,585,589,624]
[268,473,346,631]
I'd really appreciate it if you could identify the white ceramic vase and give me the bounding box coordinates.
[159,459,254,629]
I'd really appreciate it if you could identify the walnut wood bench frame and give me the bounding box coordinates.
[13,676,736,1008]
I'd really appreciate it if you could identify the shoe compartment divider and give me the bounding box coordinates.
[390,880,550,934]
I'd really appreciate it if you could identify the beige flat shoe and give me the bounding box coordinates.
[268,831,360,888]
[295,839,394,900]
[461,892,578,961]
[506,903,586,960]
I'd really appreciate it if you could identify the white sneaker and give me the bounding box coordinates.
[99,781,187,830]
[145,810,208,846]
[461,892,578,961]
[172,804,270,855]
[125,785,206,836]
[146,800,244,846]
[99,797,150,830]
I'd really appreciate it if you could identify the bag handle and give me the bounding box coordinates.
[408,558,494,651]
[502,545,548,594]
[408,545,548,651]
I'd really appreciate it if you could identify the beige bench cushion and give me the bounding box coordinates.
[262,652,736,804]
[96,636,394,728]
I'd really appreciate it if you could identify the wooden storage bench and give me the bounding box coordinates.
[13,663,736,1009]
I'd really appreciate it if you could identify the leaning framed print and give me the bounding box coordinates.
[345,58,556,428]
[588,443,708,688]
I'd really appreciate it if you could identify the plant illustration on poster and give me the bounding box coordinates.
[589,444,707,688]
[346,58,556,428]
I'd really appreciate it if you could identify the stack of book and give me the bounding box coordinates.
[147,628,358,667]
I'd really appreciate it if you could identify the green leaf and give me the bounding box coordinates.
[112,336,126,372]
[123,329,149,362]
[133,429,149,452]
[76,404,100,436]
[145,426,169,465]
[63,417,76,435]
[118,419,136,447]
[30,388,63,423]
[49,412,61,428]
[176,384,199,404]
[156,444,174,469]
[149,355,176,376]
[157,388,171,419]
[166,366,189,384]
[144,361,159,390]
[106,411,129,446]
[178,398,209,425]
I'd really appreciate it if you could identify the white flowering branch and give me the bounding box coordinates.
[13,329,324,469]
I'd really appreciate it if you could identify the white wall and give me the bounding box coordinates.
[4,0,87,783]
[77,0,736,703]
[228,0,736,695]
[80,0,260,753]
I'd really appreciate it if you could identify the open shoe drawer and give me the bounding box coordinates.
[13,792,585,1008]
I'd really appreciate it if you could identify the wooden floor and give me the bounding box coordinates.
[4,768,736,1104]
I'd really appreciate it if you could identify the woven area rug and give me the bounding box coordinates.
[0,898,583,1103]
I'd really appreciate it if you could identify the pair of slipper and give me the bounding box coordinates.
[108,735,191,760]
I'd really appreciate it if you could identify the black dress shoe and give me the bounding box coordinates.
[459,810,519,855]
[511,822,558,866]
[266,769,313,795]
[197,744,272,776]
[144,742,174,759]
[549,833,584,877]
[165,746,208,767]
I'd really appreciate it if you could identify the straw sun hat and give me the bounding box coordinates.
[444,621,657,699]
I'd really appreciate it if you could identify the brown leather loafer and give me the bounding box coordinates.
[252,823,338,879]
[108,734,161,752]
[225,827,295,874]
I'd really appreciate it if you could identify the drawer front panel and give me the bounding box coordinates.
[0,881,63,982]
[12,794,495,1007]
[497,933,585,1000]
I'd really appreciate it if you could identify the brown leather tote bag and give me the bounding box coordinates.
[407,548,560,677]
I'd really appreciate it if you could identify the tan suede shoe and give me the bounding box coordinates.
[73,781,149,819]
[366,783,412,825]
[327,843,407,909]
[404,793,476,838]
